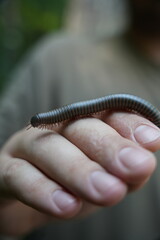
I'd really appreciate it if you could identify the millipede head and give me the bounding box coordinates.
[30,115,40,128]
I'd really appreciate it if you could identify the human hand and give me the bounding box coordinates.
[0,112,160,220]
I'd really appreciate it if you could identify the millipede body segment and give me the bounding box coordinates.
[30,94,160,129]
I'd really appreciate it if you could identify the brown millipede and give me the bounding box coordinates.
[30,94,160,129]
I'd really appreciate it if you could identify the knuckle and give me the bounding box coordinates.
[3,161,23,187]
[26,176,48,195]
[91,133,120,160]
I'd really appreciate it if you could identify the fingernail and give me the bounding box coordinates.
[134,125,160,144]
[52,190,78,214]
[119,147,151,169]
[90,171,120,197]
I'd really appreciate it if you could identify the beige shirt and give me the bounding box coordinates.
[0,32,160,240]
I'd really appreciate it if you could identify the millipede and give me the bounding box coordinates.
[29,94,160,130]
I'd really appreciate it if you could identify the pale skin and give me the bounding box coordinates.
[1,0,160,237]
[0,112,160,236]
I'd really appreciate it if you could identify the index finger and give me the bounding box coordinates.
[104,112,160,152]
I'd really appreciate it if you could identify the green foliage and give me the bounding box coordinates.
[0,0,68,91]
[19,0,67,31]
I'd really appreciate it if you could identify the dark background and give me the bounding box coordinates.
[0,0,68,91]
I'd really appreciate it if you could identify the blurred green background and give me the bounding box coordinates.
[0,0,68,91]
